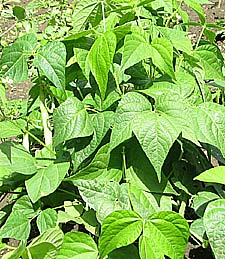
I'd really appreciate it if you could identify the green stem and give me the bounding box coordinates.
[195,25,205,49]
[101,1,106,32]
[39,86,52,146]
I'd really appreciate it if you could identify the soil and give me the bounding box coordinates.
[0,0,224,258]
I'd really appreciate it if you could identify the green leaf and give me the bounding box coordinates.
[0,34,37,82]
[0,141,37,175]
[195,166,225,185]
[157,26,192,53]
[0,120,24,138]
[110,92,152,151]
[203,199,225,259]
[24,242,57,259]
[72,111,113,170]
[71,144,121,182]
[75,180,130,222]
[0,211,30,241]
[53,97,94,146]
[99,210,143,259]
[191,102,225,156]
[33,42,66,89]
[25,162,70,203]
[192,191,219,217]
[29,227,64,252]
[132,111,181,181]
[139,212,189,259]
[37,209,58,233]
[108,245,140,259]
[193,44,223,80]
[121,29,152,71]
[56,232,98,259]
[1,240,26,259]
[129,185,159,219]
[88,31,117,99]
[13,6,26,20]
[99,210,142,259]
[13,195,40,218]
[151,38,175,79]
[72,0,100,32]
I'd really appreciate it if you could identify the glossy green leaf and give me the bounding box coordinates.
[75,180,130,222]
[0,141,37,175]
[151,38,175,79]
[71,144,121,182]
[13,195,39,218]
[24,243,57,259]
[108,245,140,259]
[25,162,70,203]
[110,92,151,151]
[53,97,94,146]
[72,111,113,170]
[139,212,189,259]
[56,232,98,259]
[121,29,152,71]
[88,31,117,99]
[0,34,37,82]
[203,199,225,259]
[191,102,225,156]
[72,0,100,32]
[37,209,58,233]
[195,166,225,185]
[129,185,158,219]
[0,120,24,138]
[133,111,181,181]
[194,44,223,80]
[0,211,30,241]
[34,42,66,89]
[99,210,142,258]
[157,26,192,53]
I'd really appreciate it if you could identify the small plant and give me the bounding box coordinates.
[0,0,225,258]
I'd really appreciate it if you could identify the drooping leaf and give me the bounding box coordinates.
[132,111,181,181]
[56,232,98,259]
[74,180,130,222]
[151,38,175,80]
[0,141,37,175]
[1,240,26,259]
[72,111,113,170]
[99,210,143,259]
[88,31,117,99]
[25,162,70,203]
[33,42,66,89]
[71,144,121,182]
[110,92,152,151]
[72,0,100,32]
[203,199,225,259]
[0,211,30,241]
[139,212,189,259]
[37,209,58,233]
[0,34,37,82]
[53,97,94,146]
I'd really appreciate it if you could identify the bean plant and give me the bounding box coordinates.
[0,0,225,258]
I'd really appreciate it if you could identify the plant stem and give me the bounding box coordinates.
[39,86,52,146]
[101,1,106,32]
[195,25,205,49]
